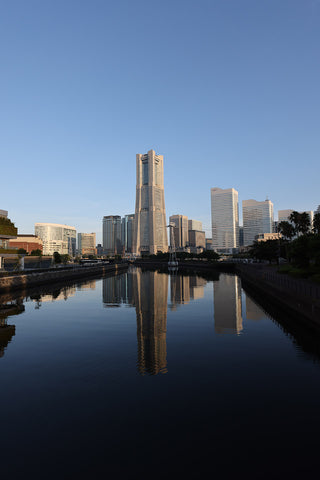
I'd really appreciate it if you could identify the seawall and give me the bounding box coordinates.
[236,264,320,328]
[0,263,128,294]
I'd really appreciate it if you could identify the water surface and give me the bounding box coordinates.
[1,268,320,478]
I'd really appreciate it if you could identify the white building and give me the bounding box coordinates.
[242,199,274,246]
[35,223,76,256]
[211,187,239,252]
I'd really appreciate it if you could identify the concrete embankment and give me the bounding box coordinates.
[236,264,320,328]
[0,263,128,293]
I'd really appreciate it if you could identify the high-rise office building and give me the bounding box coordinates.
[188,219,202,231]
[278,209,294,223]
[35,223,76,256]
[242,199,274,246]
[169,215,188,248]
[77,233,96,255]
[102,216,122,255]
[278,209,314,230]
[133,149,168,255]
[121,214,135,253]
[211,188,239,252]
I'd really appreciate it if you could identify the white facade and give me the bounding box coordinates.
[133,150,168,255]
[35,223,76,255]
[211,187,239,252]
[242,199,274,246]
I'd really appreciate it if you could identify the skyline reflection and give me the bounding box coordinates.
[213,274,243,334]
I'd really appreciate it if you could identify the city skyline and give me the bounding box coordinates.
[1,1,319,241]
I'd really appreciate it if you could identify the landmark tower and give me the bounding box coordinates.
[133,149,168,255]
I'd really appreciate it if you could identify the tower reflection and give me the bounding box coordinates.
[133,270,168,375]
[102,270,168,375]
[213,275,243,334]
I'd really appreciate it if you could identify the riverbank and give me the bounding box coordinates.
[236,263,320,328]
[0,263,128,294]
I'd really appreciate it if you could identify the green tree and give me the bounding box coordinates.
[288,235,310,268]
[17,248,27,255]
[278,221,295,240]
[30,249,42,256]
[53,251,61,264]
[251,240,279,264]
[61,254,70,264]
[289,211,311,235]
[313,213,320,235]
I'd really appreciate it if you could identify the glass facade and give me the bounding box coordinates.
[35,223,76,255]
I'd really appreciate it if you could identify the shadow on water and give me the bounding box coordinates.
[242,279,320,363]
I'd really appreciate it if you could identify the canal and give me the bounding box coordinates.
[1,268,320,478]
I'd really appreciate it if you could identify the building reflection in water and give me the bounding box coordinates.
[245,295,264,321]
[133,270,168,375]
[213,275,243,334]
[102,270,168,375]
[0,302,24,358]
[170,275,207,310]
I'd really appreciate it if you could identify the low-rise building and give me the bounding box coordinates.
[9,235,43,254]
[255,233,282,242]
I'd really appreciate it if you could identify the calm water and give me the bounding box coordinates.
[1,268,320,478]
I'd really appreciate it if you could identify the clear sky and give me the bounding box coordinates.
[1,0,319,241]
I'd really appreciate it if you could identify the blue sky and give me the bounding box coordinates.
[1,0,319,241]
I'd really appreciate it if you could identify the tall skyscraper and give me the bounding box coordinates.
[102,216,122,255]
[133,149,168,255]
[169,214,188,248]
[211,187,239,252]
[242,199,274,246]
[121,214,135,253]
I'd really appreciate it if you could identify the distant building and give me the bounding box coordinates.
[188,229,205,249]
[188,219,202,231]
[96,244,104,256]
[242,199,273,246]
[278,209,294,223]
[78,233,96,256]
[9,235,43,254]
[169,215,189,248]
[278,209,314,231]
[255,233,281,242]
[205,238,213,250]
[121,214,135,253]
[239,226,244,247]
[103,216,122,255]
[133,149,168,255]
[34,223,76,256]
[211,187,239,253]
